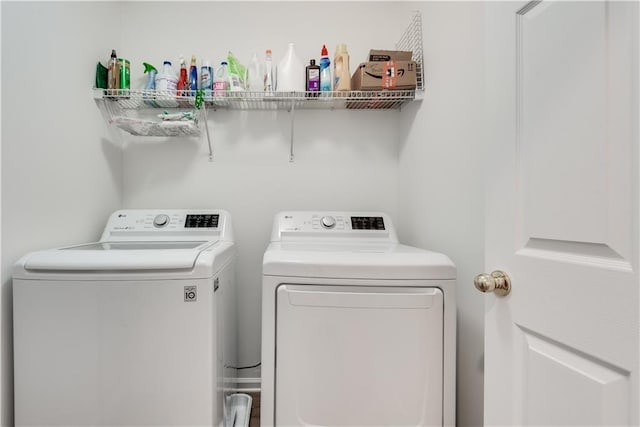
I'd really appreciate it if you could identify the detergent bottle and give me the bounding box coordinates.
[319,44,331,92]
[200,60,213,97]
[155,60,177,92]
[214,61,229,96]
[333,43,351,91]
[189,55,198,93]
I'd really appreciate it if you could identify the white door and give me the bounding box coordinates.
[483,1,639,426]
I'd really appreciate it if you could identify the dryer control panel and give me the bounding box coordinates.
[271,211,398,242]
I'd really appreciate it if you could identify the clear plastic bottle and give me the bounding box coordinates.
[214,61,229,96]
[247,52,263,92]
[264,49,274,93]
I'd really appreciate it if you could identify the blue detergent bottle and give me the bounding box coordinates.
[319,44,331,92]
[189,55,198,94]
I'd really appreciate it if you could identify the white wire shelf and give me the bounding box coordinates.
[93,88,417,111]
[93,11,424,162]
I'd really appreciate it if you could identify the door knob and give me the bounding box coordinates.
[474,270,511,296]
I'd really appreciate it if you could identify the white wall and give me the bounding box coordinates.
[397,3,486,426]
[1,2,123,424]
[119,1,407,371]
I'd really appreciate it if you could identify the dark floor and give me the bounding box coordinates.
[248,391,260,427]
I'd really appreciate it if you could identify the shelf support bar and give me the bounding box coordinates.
[201,103,213,161]
[289,100,295,162]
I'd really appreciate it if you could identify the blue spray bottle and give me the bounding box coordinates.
[143,62,157,90]
[143,62,158,107]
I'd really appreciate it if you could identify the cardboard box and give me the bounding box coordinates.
[351,60,417,91]
[368,49,413,62]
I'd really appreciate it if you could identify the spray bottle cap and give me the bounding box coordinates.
[143,62,157,74]
[191,54,197,65]
[111,49,117,58]
[321,45,328,56]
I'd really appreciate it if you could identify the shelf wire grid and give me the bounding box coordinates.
[94,89,416,111]
[395,10,424,91]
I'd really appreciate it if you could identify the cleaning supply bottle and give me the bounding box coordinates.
[247,52,263,92]
[143,62,157,90]
[200,60,213,97]
[277,43,304,92]
[319,45,331,93]
[155,60,178,92]
[177,55,188,95]
[107,49,118,95]
[213,61,229,96]
[189,55,198,94]
[306,59,320,97]
[333,43,351,91]
[264,49,275,93]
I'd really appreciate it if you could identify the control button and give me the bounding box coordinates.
[321,216,336,229]
[153,214,170,228]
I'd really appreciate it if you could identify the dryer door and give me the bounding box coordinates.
[275,284,443,426]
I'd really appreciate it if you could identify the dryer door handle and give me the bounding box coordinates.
[285,288,439,309]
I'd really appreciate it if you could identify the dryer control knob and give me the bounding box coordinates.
[321,216,336,229]
[153,214,170,228]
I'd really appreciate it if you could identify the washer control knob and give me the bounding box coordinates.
[153,214,170,228]
[321,216,336,229]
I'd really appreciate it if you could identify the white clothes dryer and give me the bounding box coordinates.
[13,209,237,427]
[261,211,456,427]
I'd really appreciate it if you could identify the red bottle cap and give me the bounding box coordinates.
[321,44,328,56]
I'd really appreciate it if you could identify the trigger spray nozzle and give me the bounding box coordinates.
[143,62,157,74]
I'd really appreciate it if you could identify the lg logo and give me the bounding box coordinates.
[184,286,197,302]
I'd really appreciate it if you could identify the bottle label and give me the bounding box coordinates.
[201,67,213,90]
[214,80,228,94]
[308,69,320,91]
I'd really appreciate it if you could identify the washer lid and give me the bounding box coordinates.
[21,240,215,271]
[263,242,456,280]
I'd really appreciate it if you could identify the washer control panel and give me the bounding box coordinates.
[101,210,231,241]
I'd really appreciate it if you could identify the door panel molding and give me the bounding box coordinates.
[517,238,632,272]
[517,325,631,426]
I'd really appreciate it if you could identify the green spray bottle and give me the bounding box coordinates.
[143,62,158,90]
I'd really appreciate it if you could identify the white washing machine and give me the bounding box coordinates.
[13,209,237,427]
[261,211,456,427]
